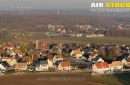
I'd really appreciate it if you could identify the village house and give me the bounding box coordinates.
[58,61,71,71]
[43,46,50,51]
[2,57,17,66]
[92,62,110,73]
[91,56,104,63]
[10,50,16,57]
[15,62,27,71]
[15,51,24,58]
[47,55,53,68]
[12,48,20,52]
[1,44,11,50]
[2,45,12,50]
[88,53,98,61]
[121,58,130,66]
[70,49,83,59]
[53,55,63,64]
[36,60,48,71]
[30,52,41,59]
[109,61,123,72]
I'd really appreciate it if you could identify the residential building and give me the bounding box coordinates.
[70,49,83,59]
[91,56,104,63]
[15,62,27,71]
[2,57,17,66]
[53,55,63,64]
[36,60,48,71]
[47,55,53,68]
[92,62,110,73]
[88,53,98,61]
[121,58,130,66]
[110,61,123,71]
[58,61,71,71]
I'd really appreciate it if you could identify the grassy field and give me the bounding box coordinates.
[44,37,130,44]
[1,37,130,45]
[0,73,130,85]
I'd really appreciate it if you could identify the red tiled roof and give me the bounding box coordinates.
[95,63,103,69]
[30,52,40,57]
[95,62,109,69]
[16,51,23,55]
[43,46,49,50]
[101,62,109,68]
[60,62,69,67]
[38,44,43,49]
[8,44,14,47]
[2,46,10,49]
[56,55,63,59]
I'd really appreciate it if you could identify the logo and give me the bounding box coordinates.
[91,3,104,8]
[90,2,130,13]
[91,2,130,8]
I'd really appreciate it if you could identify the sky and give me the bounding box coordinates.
[0,0,129,10]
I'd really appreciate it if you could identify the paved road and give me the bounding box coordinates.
[5,70,91,76]
[1,69,130,76]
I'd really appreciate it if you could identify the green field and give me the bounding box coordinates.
[0,73,130,85]
[55,37,130,44]
[91,73,130,85]
[2,37,129,45]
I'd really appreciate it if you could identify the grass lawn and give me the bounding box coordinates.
[44,37,130,44]
[90,73,130,85]
[0,73,130,85]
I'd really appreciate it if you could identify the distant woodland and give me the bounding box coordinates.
[0,14,130,37]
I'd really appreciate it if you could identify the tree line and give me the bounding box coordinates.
[0,14,130,37]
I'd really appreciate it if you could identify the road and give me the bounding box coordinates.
[0,69,130,76]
